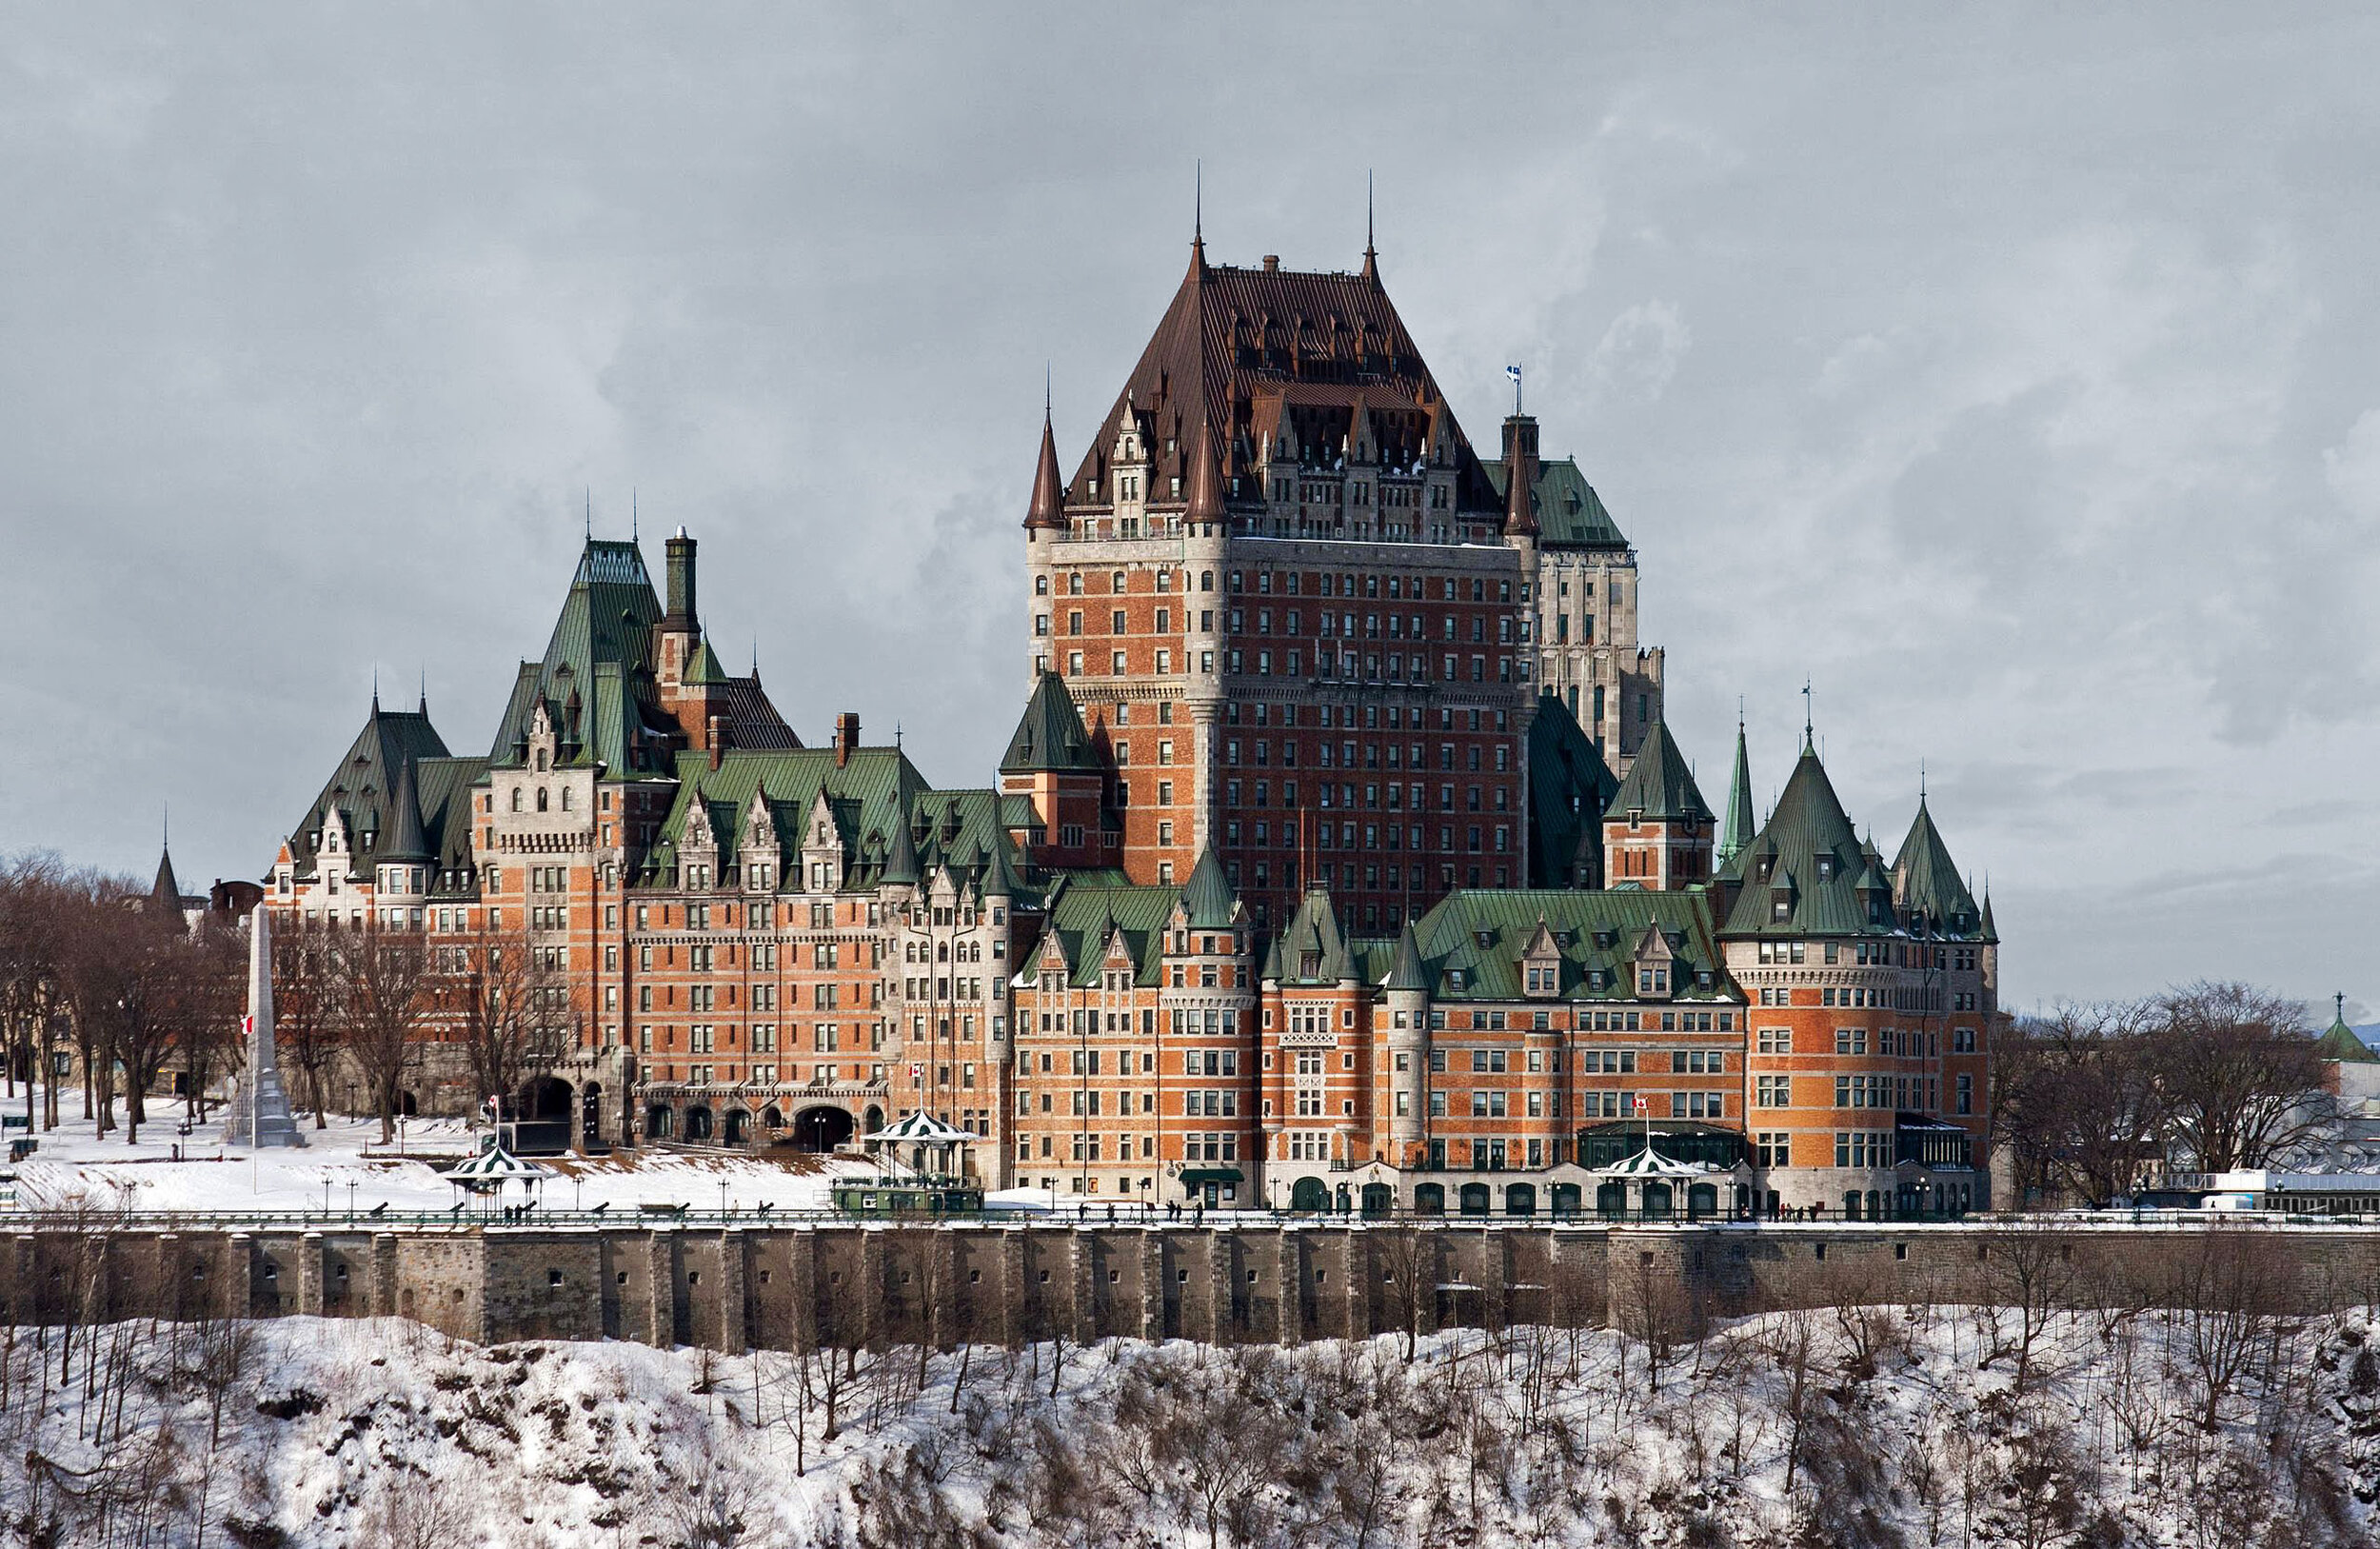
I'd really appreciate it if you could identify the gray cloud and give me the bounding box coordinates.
[4,4,2378,1019]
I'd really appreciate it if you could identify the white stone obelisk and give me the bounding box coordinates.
[224,905,306,1147]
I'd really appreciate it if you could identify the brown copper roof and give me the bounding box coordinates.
[1026,409,1065,528]
[1065,246,1503,515]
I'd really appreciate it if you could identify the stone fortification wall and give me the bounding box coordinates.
[2,1221,2370,1351]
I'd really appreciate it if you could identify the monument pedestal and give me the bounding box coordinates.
[224,906,307,1149]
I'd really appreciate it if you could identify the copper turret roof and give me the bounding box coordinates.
[1026,407,1065,529]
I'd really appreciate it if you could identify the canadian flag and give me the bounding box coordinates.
[1632,1095,1649,1115]
[241,1015,253,1036]
[909,1062,922,1081]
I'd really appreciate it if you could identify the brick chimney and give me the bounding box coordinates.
[707,714,726,770]
[834,712,859,768]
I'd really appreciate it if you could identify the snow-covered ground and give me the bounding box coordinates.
[1,1304,2372,1547]
[1,1092,875,1218]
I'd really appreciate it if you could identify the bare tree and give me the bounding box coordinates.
[1977,1223,2075,1395]
[0,853,77,1131]
[437,913,571,1110]
[159,910,246,1126]
[339,917,433,1142]
[56,885,191,1144]
[1996,1001,2167,1206]
[1373,1225,1435,1360]
[2154,982,2331,1173]
[271,912,346,1126]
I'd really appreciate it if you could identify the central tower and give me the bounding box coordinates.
[1023,233,1549,933]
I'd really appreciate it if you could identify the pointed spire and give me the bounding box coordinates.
[418,666,427,716]
[882,797,922,887]
[371,665,380,715]
[383,750,431,864]
[1027,382,1067,529]
[584,487,592,540]
[1382,918,1427,991]
[1184,411,1224,523]
[1191,159,1204,271]
[1361,169,1378,282]
[1718,710,1755,867]
[1801,678,1815,753]
[1180,844,1238,927]
[149,816,182,916]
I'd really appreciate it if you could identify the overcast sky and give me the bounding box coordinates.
[4,5,2375,1020]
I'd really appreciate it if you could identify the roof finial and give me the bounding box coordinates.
[1362,169,1378,279]
[372,665,381,713]
[1194,159,1202,252]
[1919,758,1927,804]
[631,487,639,543]
[1737,693,1745,733]
[1801,678,1814,751]
[585,487,592,540]
[419,665,427,715]
[895,721,903,749]
[162,800,169,852]
[1045,361,1053,422]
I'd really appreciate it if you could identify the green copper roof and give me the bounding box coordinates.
[1719,744,1897,938]
[380,753,433,864]
[1271,888,1355,984]
[1478,456,1628,549]
[149,846,182,912]
[490,538,669,772]
[640,747,1019,899]
[683,636,731,686]
[1526,691,1616,888]
[1407,889,1735,1003]
[1607,720,1711,824]
[1382,920,1428,991]
[1179,845,1239,927]
[1893,797,1983,936]
[1000,672,1103,774]
[1019,881,1179,988]
[1717,723,1755,867]
[279,700,465,882]
[2319,997,2378,1062]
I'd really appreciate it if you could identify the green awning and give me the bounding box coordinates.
[1178,1168,1243,1187]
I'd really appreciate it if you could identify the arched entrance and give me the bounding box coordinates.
[1551,1182,1582,1219]
[1360,1182,1395,1218]
[518,1076,573,1122]
[761,1104,785,1131]
[792,1105,854,1153]
[1458,1182,1491,1217]
[1412,1182,1445,1216]
[723,1109,751,1146]
[684,1106,713,1142]
[1641,1181,1674,1219]
[862,1105,885,1135]
[1290,1177,1329,1212]
[1687,1182,1718,1220]
[396,1090,418,1118]
[1504,1182,1537,1218]
[645,1104,673,1141]
[1597,1181,1626,1219]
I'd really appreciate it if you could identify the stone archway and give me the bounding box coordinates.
[792,1105,854,1153]
[645,1104,673,1141]
[684,1106,714,1142]
[517,1076,573,1122]
[723,1108,751,1146]
[1289,1177,1328,1212]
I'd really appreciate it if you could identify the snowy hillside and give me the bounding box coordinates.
[4,1301,2374,1548]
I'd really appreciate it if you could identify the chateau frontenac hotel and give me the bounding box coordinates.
[266,231,2000,1221]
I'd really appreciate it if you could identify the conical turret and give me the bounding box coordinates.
[381,754,432,864]
[1026,405,1066,529]
[1717,718,1755,868]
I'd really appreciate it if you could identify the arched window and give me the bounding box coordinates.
[1200,570,1215,592]
[560,786,573,811]
[509,788,522,813]
[536,787,549,812]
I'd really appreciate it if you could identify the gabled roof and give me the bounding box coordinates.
[1179,845,1238,928]
[1607,721,1711,824]
[1526,692,1617,887]
[639,747,1020,899]
[1408,889,1734,1003]
[1017,881,1178,988]
[279,699,468,883]
[1001,672,1103,774]
[1892,797,1983,936]
[489,538,666,771]
[1478,456,1629,550]
[1062,248,1505,519]
[1719,741,1897,939]
[1271,888,1356,984]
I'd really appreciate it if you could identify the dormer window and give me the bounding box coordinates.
[1816,857,1835,881]
[1474,930,1493,948]
[1772,896,1791,921]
